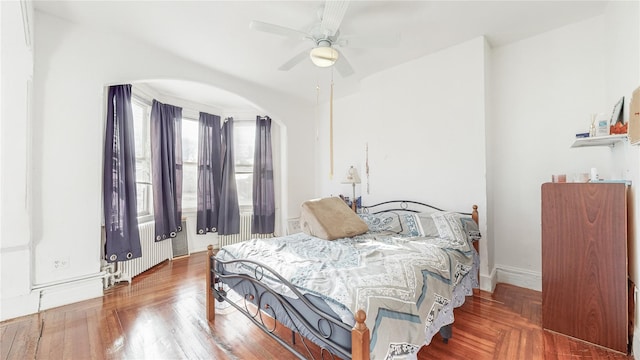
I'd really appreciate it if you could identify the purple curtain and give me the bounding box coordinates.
[196,112,222,234]
[103,84,141,263]
[252,116,275,234]
[150,100,183,241]
[217,118,240,235]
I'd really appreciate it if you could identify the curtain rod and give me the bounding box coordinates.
[228,117,270,121]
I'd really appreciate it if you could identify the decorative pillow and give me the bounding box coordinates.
[299,197,368,240]
[461,216,482,242]
[430,212,481,251]
[358,211,424,237]
[416,212,440,237]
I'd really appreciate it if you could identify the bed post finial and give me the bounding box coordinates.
[471,205,480,296]
[206,245,215,322]
[352,309,370,360]
[472,204,479,225]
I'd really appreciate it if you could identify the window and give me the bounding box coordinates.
[181,117,199,210]
[131,98,152,219]
[180,118,256,211]
[234,120,256,208]
[131,97,256,215]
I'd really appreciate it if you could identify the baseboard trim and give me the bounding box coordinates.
[0,292,40,321]
[38,276,104,311]
[480,267,497,293]
[494,264,542,292]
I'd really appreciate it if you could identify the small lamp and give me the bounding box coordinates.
[341,166,361,211]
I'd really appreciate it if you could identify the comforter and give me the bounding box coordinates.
[216,211,480,359]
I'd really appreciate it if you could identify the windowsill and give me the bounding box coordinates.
[137,214,154,224]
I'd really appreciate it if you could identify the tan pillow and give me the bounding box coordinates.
[299,197,368,240]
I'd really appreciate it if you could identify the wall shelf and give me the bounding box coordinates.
[570,134,628,148]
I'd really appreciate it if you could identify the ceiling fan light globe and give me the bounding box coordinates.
[309,47,339,67]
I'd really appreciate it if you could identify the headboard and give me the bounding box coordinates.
[360,200,478,228]
[361,200,474,216]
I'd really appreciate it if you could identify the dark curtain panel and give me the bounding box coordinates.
[196,112,222,234]
[217,118,240,235]
[103,84,142,263]
[252,116,275,234]
[150,100,183,241]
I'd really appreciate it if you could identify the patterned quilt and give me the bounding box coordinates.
[216,211,480,360]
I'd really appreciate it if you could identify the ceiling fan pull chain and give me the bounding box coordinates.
[329,75,334,180]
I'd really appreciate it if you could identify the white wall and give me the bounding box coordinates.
[3,1,637,323]
[0,10,316,320]
[316,5,638,295]
[316,37,491,289]
[490,16,611,290]
[0,0,40,321]
[600,1,640,357]
[604,0,640,286]
[491,1,639,294]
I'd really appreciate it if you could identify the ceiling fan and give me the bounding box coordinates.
[249,0,400,77]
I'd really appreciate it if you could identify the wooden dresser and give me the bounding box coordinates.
[541,182,628,353]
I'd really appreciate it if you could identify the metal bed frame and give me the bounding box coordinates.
[206,200,479,360]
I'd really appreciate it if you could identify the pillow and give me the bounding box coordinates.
[461,216,482,242]
[429,212,481,251]
[359,211,424,237]
[417,211,480,241]
[416,212,440,237]
[299,197,368,240]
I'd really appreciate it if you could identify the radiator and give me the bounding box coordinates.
[219,213,273,248]
[115,221,173,283]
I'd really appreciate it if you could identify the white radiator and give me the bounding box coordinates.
[115,221,173,283]
[219,213,273,248]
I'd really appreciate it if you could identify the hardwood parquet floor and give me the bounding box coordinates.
[1,251,634,359]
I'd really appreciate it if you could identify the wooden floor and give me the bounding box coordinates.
[1,251,634,360]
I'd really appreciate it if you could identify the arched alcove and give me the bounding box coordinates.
[126,79,287,251]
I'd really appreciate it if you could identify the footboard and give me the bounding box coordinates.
[206,245,370,360]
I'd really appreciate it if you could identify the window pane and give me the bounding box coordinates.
[182,118,198,210]
[135,159,150,183]
[236,173,253,207]
[182,118,198,163]
[136,183,151,216]
[132,101,145,159]
[182,163,198,210]
[136,184,145,215]
[234,122,254,169]
[132,99,151,217]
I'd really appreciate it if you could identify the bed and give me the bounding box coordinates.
[206,199,480,360]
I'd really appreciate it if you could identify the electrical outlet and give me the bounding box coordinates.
[53,257,70,270]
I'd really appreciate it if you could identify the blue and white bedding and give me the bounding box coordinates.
[216,211,480,360]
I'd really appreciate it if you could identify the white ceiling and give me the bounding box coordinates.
[34,0,608,110]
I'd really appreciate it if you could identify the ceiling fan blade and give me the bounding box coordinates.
[278,49,310,71]
[250,20,310,41]
[334,53,354,77]
[321,0,350,36]
[337,33,401,48]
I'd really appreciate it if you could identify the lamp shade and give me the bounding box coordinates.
[342,166,361,184]
[309,46,339,68]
